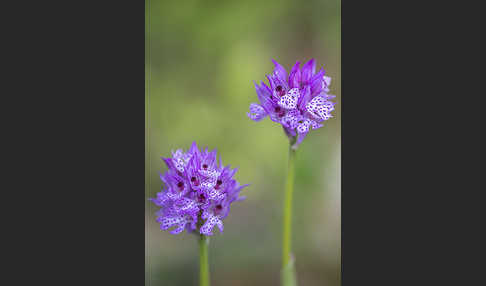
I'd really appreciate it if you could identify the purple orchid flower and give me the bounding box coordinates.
[247,59,336,149]
[151,142,248,236]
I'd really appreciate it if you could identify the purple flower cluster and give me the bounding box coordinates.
[247,59,336,148]
[151,142,248,236]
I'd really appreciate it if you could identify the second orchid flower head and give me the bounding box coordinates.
[151,142,248,236]
[247,59,336,149]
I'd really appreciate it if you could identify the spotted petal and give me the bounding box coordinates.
[200,213,224,236]
[297,118,311,134]
[207,188,225,201]
[158,213,191,234]
[173,197,198,214]
[281,109,301,129]
[172,158,185,173]
[278,88,300,109]
[306,96,331,120]
[198,169,220,180]
[247,103,267,121]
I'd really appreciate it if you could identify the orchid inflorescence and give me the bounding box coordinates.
[151,142,248,236]
[248,59,336,148]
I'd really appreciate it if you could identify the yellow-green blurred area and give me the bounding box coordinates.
[146,0,340,285]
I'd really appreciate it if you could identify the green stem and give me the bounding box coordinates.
[199,234,210,286]
[281,142,297,286]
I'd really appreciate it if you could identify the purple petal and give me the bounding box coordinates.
[292,131,308,150]
[310,68,325,96]
[298,85,312,111]
[161,157,174,169]
[266,74,275,91]
[188,141,199,156]
[247,103,267,121]
[272,59,288,83]
[261,81,272,95]
[288,61,301,89]
[283,125,296,137]
[254,81,275,113]
[301,59,316,83]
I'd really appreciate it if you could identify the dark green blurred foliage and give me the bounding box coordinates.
[146,0,340,285]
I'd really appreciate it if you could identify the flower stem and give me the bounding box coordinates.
[281,143,297,286]
[199,234,210,286]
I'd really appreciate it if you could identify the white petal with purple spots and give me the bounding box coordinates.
[297,119,311,134]
[281,109,301,129]
[172,158,185,173]
[200,181,216,191]
[159,214,192,234]
[200,213,224,236]
[306,95,333,121]
[198,169,220,180]
[278,88,300,109]
[208,188,225,201]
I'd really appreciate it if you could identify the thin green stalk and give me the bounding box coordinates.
[199,234,210,286]
[281,142,297,286]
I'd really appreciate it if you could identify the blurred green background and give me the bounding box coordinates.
[145,0,340,285]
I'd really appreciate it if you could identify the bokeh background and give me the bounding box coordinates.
[145,0,340,285]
